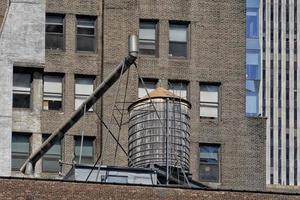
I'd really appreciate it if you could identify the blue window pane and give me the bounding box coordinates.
[246,52,259,65]
[247,10,259,38]
[200,145,219,164]
[247,0,260,9]
[247,65,260,80]
[246,80,260,93]
[246,93,258,115]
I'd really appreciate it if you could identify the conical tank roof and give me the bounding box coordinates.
[140,87,179,99]
[128,87,191,111]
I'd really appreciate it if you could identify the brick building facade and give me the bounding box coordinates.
[1,177,300,200]
[0,0,267,191]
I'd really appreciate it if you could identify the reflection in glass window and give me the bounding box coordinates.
[200,84,219,118]
[43,75,63,111]
[139,20,157,55]
[76,16,96,52]
[246,52,260,80]
[169,22,188,58]
[75,76,94,110]
[42,134,61,173]
[138,79,157,98]
[46,13,64,50]
[74,136,94,164]
[168,81,188,100]
[247,10,259,38]
[12,133,31,171]
[13,72,32,108]
[199,144,220,182]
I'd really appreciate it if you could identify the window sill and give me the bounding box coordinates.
[42,109,64,114]
[168,56,189,61]
[200,181,221,188]
[46,49,65,54]
[76,50,97,56]
[13,107,33,111]
[138,54,158,59]
[199,117,220,124]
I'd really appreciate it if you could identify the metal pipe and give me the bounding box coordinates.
[166,98,169,185]
[20,35,138,174]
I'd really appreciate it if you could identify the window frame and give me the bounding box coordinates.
[168,21,190,59]
[43,73,64,111]
[74,75,95,111]
[45,13,65,50]
[42,134,62,173]
[12,70,33,109]
[199,143,221,183]
[74,136,95,164]
[199,83,221,119]
[76,15,97,53]
[11,132,31,171]
[139,19,159,56]
[168,80,189,100]
[246,8,259,39]
[138,78,158,99]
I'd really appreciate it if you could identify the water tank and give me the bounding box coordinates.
[128,87,191,171]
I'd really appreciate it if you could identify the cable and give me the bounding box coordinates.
[113,67,130,165]
[85,110,129,181]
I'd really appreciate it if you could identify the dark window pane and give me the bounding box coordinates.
[76,16,96,52]
[46,14,64,50]
[46,33,64,50]
[77,35,95,51]
[46,25,63,33]
[46,14,64,24]
[42,157,61,173]
[139,40,156,55]
[42,135,61,172]
[169,22,188,58]
[199,164,219,182]
[47,100,62,110]
[199,144,220,182]
[169,42,187,57]
[139,20,157,55]
[12,133,30,171]
[77,27,95,35]
[13,94,30,108]
[74,136,94,164]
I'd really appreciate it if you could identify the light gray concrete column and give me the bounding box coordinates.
[0,0,45,176]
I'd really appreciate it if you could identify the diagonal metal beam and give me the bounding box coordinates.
[20,35,138,174]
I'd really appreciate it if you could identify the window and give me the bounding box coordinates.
[169,22,188,58]
[46,13,64,50]
[11,133,31,171]
[168,81,188,100]
[74,136,94,164]
[43,75,63,110]
[75,76,94,110]
[76,15,96,52]
[42,134,61,173]
[246,52,260,80]
[246,10,259,38]
[13,72,32,108]
[139,20,157,55]
[200,84,219,118]
[199,144,220,182]
[138,79,157,98]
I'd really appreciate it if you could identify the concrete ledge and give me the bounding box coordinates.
[0,177,300,199]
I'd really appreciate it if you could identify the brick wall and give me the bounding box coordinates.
[0,178,299,200]
[0,0,267,191]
